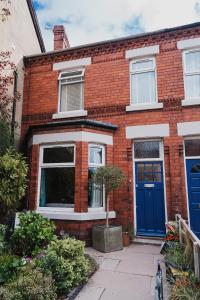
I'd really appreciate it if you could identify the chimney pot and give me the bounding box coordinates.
[53,25,70,51]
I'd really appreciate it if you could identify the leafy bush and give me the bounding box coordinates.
[0,265,56,300]
[0,119,11,156]
[165,242,193,271]
[10,212,56,256]
[170,275,200,300]
[0,149,28,209]
[37,238,91,294]
[0,254,24,284]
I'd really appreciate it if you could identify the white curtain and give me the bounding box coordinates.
[132,71,156,104]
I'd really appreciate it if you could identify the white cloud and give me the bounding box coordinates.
[35,0,200,51]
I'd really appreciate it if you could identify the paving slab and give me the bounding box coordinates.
[76,243,167,300]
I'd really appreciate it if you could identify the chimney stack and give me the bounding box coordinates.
[53,25,70,51]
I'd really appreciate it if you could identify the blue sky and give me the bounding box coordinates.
[33,0,200,51]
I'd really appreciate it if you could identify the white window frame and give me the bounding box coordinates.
[129,57,158,106]
[37,144,76,212]
[88,144,105,211]
[182,49,200,104]
[133,139,164,162]
[58,69,85,114]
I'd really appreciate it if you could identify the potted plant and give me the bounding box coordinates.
[122,224,134,247]
[92,165,125,252]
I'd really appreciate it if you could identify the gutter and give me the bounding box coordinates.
[26,0,45,52]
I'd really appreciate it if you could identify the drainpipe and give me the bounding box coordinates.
[11,70,18,144]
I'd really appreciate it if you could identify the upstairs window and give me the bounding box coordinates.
[184,50,200,100]
[130,58,157,105]
[58,69,84,112]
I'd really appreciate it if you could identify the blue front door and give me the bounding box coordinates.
[136,161,166,237]
[186,159,200,238]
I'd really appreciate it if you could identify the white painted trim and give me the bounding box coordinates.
[132,140,168,236]
[53,57,92,71]
[126,124,170,139]
[52,110,88,119]
[177,38,200,50]
[125,45,159,59]
[182,99,200,106]
[32,131,113,146]
[177,121,200,136]
[36,209,116,221]
[183,142,191,227]
[126,103,163,111]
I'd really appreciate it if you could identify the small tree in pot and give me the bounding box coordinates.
[92,165,125,252]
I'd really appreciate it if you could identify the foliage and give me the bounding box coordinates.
[93,165,126,194]
[165,242,193,271]
[0,119,11,155]
[0,149,28,209]
[37,238,91,294]
[170,275,200,300]
[0,224,8,254]
[0,265,57,300]
[0,254,24,284]
[0,51,20,122]
[93,165,125,227]
[165,221,179,241]
[10,212,56,256]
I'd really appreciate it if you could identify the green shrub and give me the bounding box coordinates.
[0,225,8,254]
[10,212,56,256]
[0,254,24,284]
[0,265,56,300]
[0,119,11,156]
[0,149,28,209]
[37,238,91,294]
[170,275,200,300]
[165,242,192,270]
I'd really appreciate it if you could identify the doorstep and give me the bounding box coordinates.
[133,236,163,246]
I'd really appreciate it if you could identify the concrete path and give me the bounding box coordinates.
[76,244,169,300]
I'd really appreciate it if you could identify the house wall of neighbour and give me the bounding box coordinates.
[0,0,42,145]
[21,25,200,243]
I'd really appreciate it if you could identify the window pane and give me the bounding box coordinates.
[89,147,103,164]
[88,168,103,208]
[40,167,75,207]
[60,82,83,112]
[190,163,200,173]
[132,71,156,104]
[43,147,74,164]
[132,59,153,71]
[185,74,200,99]
[153,173,162,182]
[134,141,160,159]
[185,51,200,73]
[185,140,200,157]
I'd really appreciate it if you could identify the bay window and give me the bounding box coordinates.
[39,145,75,208]
[88,145,105,209]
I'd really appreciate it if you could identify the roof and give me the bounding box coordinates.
[24,21,200,61]
[26,0,45,52]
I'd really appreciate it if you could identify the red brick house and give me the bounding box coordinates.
[21,22,200,242]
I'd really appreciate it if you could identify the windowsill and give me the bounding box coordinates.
[181,99,200,107]
[52,110,88,119]
[126,103,163,112]
[36,209,116,221]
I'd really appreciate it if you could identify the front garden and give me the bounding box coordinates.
[162,221,200,299]
[0,133,96,299]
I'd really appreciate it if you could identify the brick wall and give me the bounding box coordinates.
[21,24,200,242]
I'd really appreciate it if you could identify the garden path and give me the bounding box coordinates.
[76,243,170,300]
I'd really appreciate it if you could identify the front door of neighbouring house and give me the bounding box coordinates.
[185,139,200,239]
[186,159,200,238]
[134,141,166,237]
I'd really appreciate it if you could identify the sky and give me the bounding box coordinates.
[33,0,200,51]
